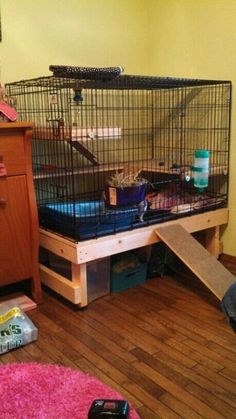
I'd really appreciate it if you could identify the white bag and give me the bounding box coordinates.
[0,303,38,355]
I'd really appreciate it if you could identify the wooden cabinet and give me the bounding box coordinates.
[0,122,42,303]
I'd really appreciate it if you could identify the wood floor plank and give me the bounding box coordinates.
[0,351,18,364]
[88,299,162,354]
[75,356,142,410]
[219,368,236,383]
[173,299,226,325]
[135,405,162,419]
[158,306,234,347]
[143,309,209,345]
[185,382,236,417]
[159,393,203,419]
[124,381,181,419]
[110,296,176,340]
[144,276,204,302]
[131,347,191,387]
[43,297,137,364]
[154,348,236,409]
[192,364,236,398]
[1,256,236,418]
[163,337,223,371]
[114,283,176,312]
[182,337,236,372]
[109,301,198,369]
[132,360,223,418]
[39,298,166,400]
[79,308,136,351]
[170,302,236,342]
[206,339,236,358]
[30,311,83,363]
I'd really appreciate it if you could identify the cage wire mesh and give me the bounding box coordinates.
[6,68,231,241]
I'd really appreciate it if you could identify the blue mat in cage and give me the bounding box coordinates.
[39,200,139,240]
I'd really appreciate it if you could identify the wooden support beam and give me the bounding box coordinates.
[205,226,220,258]
[71,262,88,307]
[40,264,81,304]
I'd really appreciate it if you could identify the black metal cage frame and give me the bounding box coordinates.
[6,68,232,241]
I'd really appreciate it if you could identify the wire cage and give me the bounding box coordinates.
[6,67,232,241]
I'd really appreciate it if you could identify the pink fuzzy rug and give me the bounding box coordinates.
[0,362,140,418]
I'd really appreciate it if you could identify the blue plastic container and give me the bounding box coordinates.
[111,263,147,292]
[39,200,139,240]
[111,251,147,292]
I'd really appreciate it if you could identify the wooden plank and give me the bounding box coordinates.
[40,264,81,304]
[0,293,37,312]
[70,140,100,165]
[205,226,220,257]
[141,161,227,177]
[4,267,236,417]
[34,163,124,180]
[155,224,235,300]
[40,228,78,263]
[39,208,229,265]
[71,262,88,307]
[0,122,33,129]
[74,208,229,263]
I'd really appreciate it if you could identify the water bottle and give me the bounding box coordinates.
[193,149,210,192]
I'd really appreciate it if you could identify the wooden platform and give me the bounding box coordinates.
[39,208,230,307]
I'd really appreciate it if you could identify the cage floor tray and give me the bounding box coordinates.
[39,200,139,240]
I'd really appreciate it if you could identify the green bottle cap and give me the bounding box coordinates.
[194,149,210,158]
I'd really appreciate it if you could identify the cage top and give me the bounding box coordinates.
[6,65,231,90]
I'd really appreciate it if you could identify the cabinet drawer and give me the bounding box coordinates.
[0,134,26,175]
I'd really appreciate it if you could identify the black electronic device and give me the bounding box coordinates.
[88,399,130,418]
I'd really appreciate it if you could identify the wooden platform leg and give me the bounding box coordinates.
[40,261,87,306]
[71,262,88,307]
[205,226,220,258]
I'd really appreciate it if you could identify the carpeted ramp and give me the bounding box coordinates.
[155,224,235,300]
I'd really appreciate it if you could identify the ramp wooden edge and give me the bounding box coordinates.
[155,224,235,300]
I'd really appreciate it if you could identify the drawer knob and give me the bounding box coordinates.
[0,198,7,208]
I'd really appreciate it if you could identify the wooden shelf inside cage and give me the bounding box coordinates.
[39,208,229,307]
[34,163,124,180]
[34,160,227,180]
[138,160,228,177]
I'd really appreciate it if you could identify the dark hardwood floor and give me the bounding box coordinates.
[1,258,236,418]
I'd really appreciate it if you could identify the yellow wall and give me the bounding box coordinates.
[0,0,148,81]
[1,0,236,255]
[148,0,236,256]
